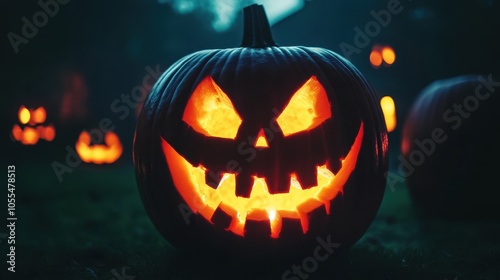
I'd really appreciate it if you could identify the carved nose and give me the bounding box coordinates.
[253,128,269,148]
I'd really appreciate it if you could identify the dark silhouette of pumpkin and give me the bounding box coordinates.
[401,74,500,219]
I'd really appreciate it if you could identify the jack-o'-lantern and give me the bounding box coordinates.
[75,130,123,164]
[133,4,388,261]
[11,105,56,145]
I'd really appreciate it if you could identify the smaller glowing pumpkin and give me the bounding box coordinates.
[11,105,56,145]
[75,131,123,164]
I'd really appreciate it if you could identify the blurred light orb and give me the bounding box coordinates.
[370,45,396,68]
[381,46,396,65]
[380,96,396,132]
[370,50,383,67]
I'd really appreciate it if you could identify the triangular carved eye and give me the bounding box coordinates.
[276,76,332,136]
[183,76,242,139]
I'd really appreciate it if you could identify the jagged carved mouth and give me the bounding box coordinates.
[161,123,364,238]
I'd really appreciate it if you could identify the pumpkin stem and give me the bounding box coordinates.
[241,4,278,48]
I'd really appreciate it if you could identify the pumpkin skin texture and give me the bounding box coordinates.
[133,4,388,261]
[401,74,500,220]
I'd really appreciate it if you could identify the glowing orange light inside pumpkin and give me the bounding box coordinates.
[12,106,55,145]
[380,96,396,132]
[16,126,40,145]
[19,106,30,124]
[276,76,332,136]
[31,107,47,124]
[370,50,383,67]
[370,45,396,67]
[45,125,56,141]
[381,46,396,65]
[183,76,242,139]
[12,125,23,141]
[75,131,123,164]
[23,127,39,145]
[35,124,56,141]
[163,76,363,238]
[254,129,269,148]
[162,123,364,238]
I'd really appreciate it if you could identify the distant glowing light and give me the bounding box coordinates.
[380,96,397,132]
[75,131,123,164]
[370,50,383,67]
[37,125,56,141]
[370,45,397,68]
[21,127,39,145]
[381,47,396,65]
[45,125,56,141]
[11,125,23,141]
[19,106,30,124]
[31,107,47,124]
[13,105,56,145]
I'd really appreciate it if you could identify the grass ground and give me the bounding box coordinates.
[3,159,500,280]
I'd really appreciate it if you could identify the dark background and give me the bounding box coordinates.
[1,0,500,279]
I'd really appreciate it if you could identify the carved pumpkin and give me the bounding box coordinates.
[401,74,500,219]
[11,105,56,145]
[133,4,388,261]
[75,130,123,164]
